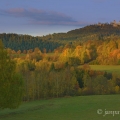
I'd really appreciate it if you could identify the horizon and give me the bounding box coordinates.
[0,21,119,37]
[1,0,120,36]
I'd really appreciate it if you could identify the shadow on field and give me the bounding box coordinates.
[0,103,54,119]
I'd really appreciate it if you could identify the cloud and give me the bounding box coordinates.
[0,8,89,26]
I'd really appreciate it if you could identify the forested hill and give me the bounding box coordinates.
[0,34,63,52]
[1,22,120,52]
[68,23,120,35]
[67,23,120,40]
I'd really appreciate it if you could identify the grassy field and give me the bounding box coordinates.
[89,65,120,74]
[0,95,120,120]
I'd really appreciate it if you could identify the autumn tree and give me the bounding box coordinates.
[83,73,109,95]
[0,40,24,109]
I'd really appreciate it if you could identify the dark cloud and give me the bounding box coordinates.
[0,8,89,26]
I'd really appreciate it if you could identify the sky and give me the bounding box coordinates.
[0,0,120,36]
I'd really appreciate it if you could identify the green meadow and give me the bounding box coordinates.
[89,65,120,75]
[0,95,120,120]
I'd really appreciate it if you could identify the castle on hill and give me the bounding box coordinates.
[97,20,120,27]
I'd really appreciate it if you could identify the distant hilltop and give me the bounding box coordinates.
[97,20,120,27]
